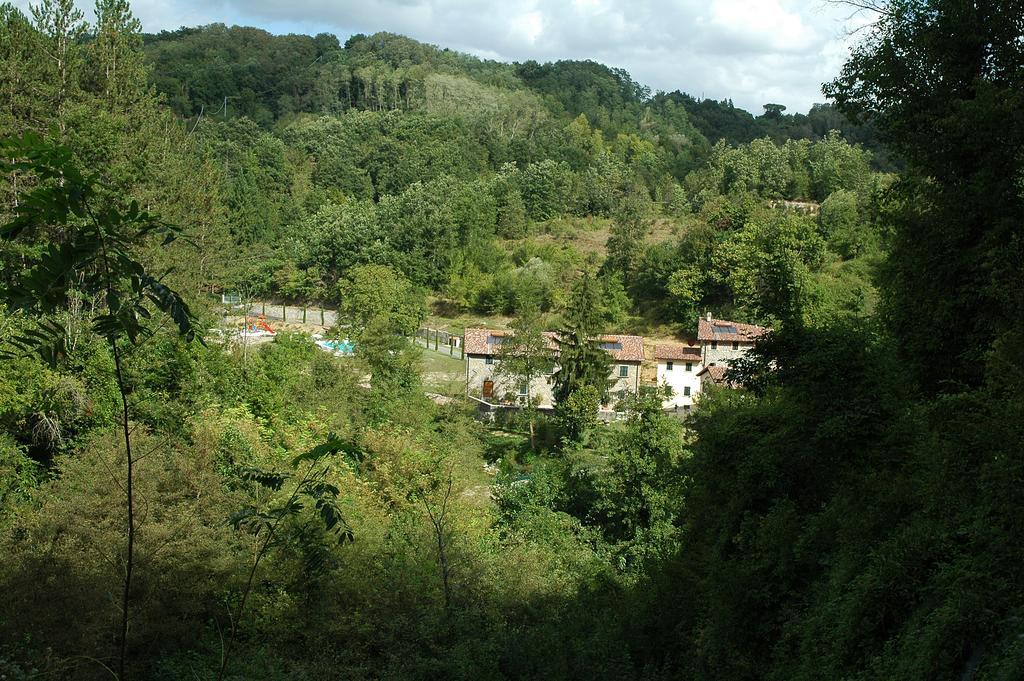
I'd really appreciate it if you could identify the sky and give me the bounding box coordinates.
[12,0,873,115]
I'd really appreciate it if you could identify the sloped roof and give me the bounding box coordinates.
[463,329,643,361]
[597,335,645,362]
[697,317,767,343]
[697,364,745,389]
[697,365,730,383]
[463,329,558,356]
[654,344,702,361]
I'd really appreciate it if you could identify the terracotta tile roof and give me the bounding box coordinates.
[697,364,745,389]
[697,317,768,343]
[463,328,558,356]
[463,329,643,361]
[597,335,645,362]
[654,344,702,361]
[697,365,730,383]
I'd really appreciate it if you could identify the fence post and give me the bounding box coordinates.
[434,329,439,351]
[320,308,325,325]
[261,301,266,316]
[282,304,287,322]
[302,307,307,324]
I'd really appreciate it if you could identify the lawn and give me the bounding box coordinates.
[417,342,466,394]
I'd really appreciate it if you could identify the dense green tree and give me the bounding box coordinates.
[0,5,45,139]
[299,199,389,290]
[89,0,148,108]
[493,301,554,448]
[337,263,425,339]
[29,0,85,135]
[602,191,650,280]
[593,389,684,568]
[818,188,876,259]
[553,272,613,409]
[826,0,1024,392]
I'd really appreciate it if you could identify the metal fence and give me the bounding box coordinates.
[227,301,337,327]
[414,327,464,359]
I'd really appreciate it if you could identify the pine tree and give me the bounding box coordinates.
[89,0,149,110]
[553,272,613,406]
[29,0,86,135]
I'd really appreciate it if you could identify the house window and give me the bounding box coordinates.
[666,361,674,371]
[683,386,691,396]
[683,405,691,412]
[711,341,718,349]
[482,380,494,398]
[685,362,693,372]
[732,341,739,350]
[517,382,528,396]
[485,356,494,365]
[619,365,629,378]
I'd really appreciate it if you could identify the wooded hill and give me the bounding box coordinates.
[2,1,1023,680]
[143,25,892,165]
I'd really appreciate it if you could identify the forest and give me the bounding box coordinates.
[0,0,1022,679]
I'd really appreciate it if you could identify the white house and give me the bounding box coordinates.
[654,344,703,412]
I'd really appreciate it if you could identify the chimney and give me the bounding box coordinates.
[705,311,712,322]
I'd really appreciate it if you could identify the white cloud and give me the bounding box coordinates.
[9,0,863,113]
[707,0,816,53]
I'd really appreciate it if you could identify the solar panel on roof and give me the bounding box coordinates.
[713,325,738,334]
[600,341,623,350]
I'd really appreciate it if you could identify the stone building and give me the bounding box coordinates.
[697,314,767,367]
[464,328,644,410]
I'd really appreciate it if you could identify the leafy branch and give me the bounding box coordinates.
[218,434,355,681]
[0,131,202,681]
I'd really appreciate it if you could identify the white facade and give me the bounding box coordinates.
[466,354,641,409]
[656,357,702,411]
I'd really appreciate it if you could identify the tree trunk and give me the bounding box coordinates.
[112,339,135,681]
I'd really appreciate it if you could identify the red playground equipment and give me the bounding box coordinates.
[243,315,275,335]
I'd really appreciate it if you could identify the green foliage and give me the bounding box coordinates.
[592,389,684,569]
[554,385,600,445]
[338,264,425,338]
[826,0,1024,392]
[5,4,1020,680]
[553,273,613,407]
[0,133,200,352]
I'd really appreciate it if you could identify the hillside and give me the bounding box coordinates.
[2,2,1023,680]
[142,25,893,172]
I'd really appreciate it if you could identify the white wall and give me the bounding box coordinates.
[656,359,702,409]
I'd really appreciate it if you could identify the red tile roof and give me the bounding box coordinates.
[463,329,558,356]
[697,364,744,388]
[654,344,702,361]
[697,317,767,343]
[463,329,643,362]
[597,335,645,362]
